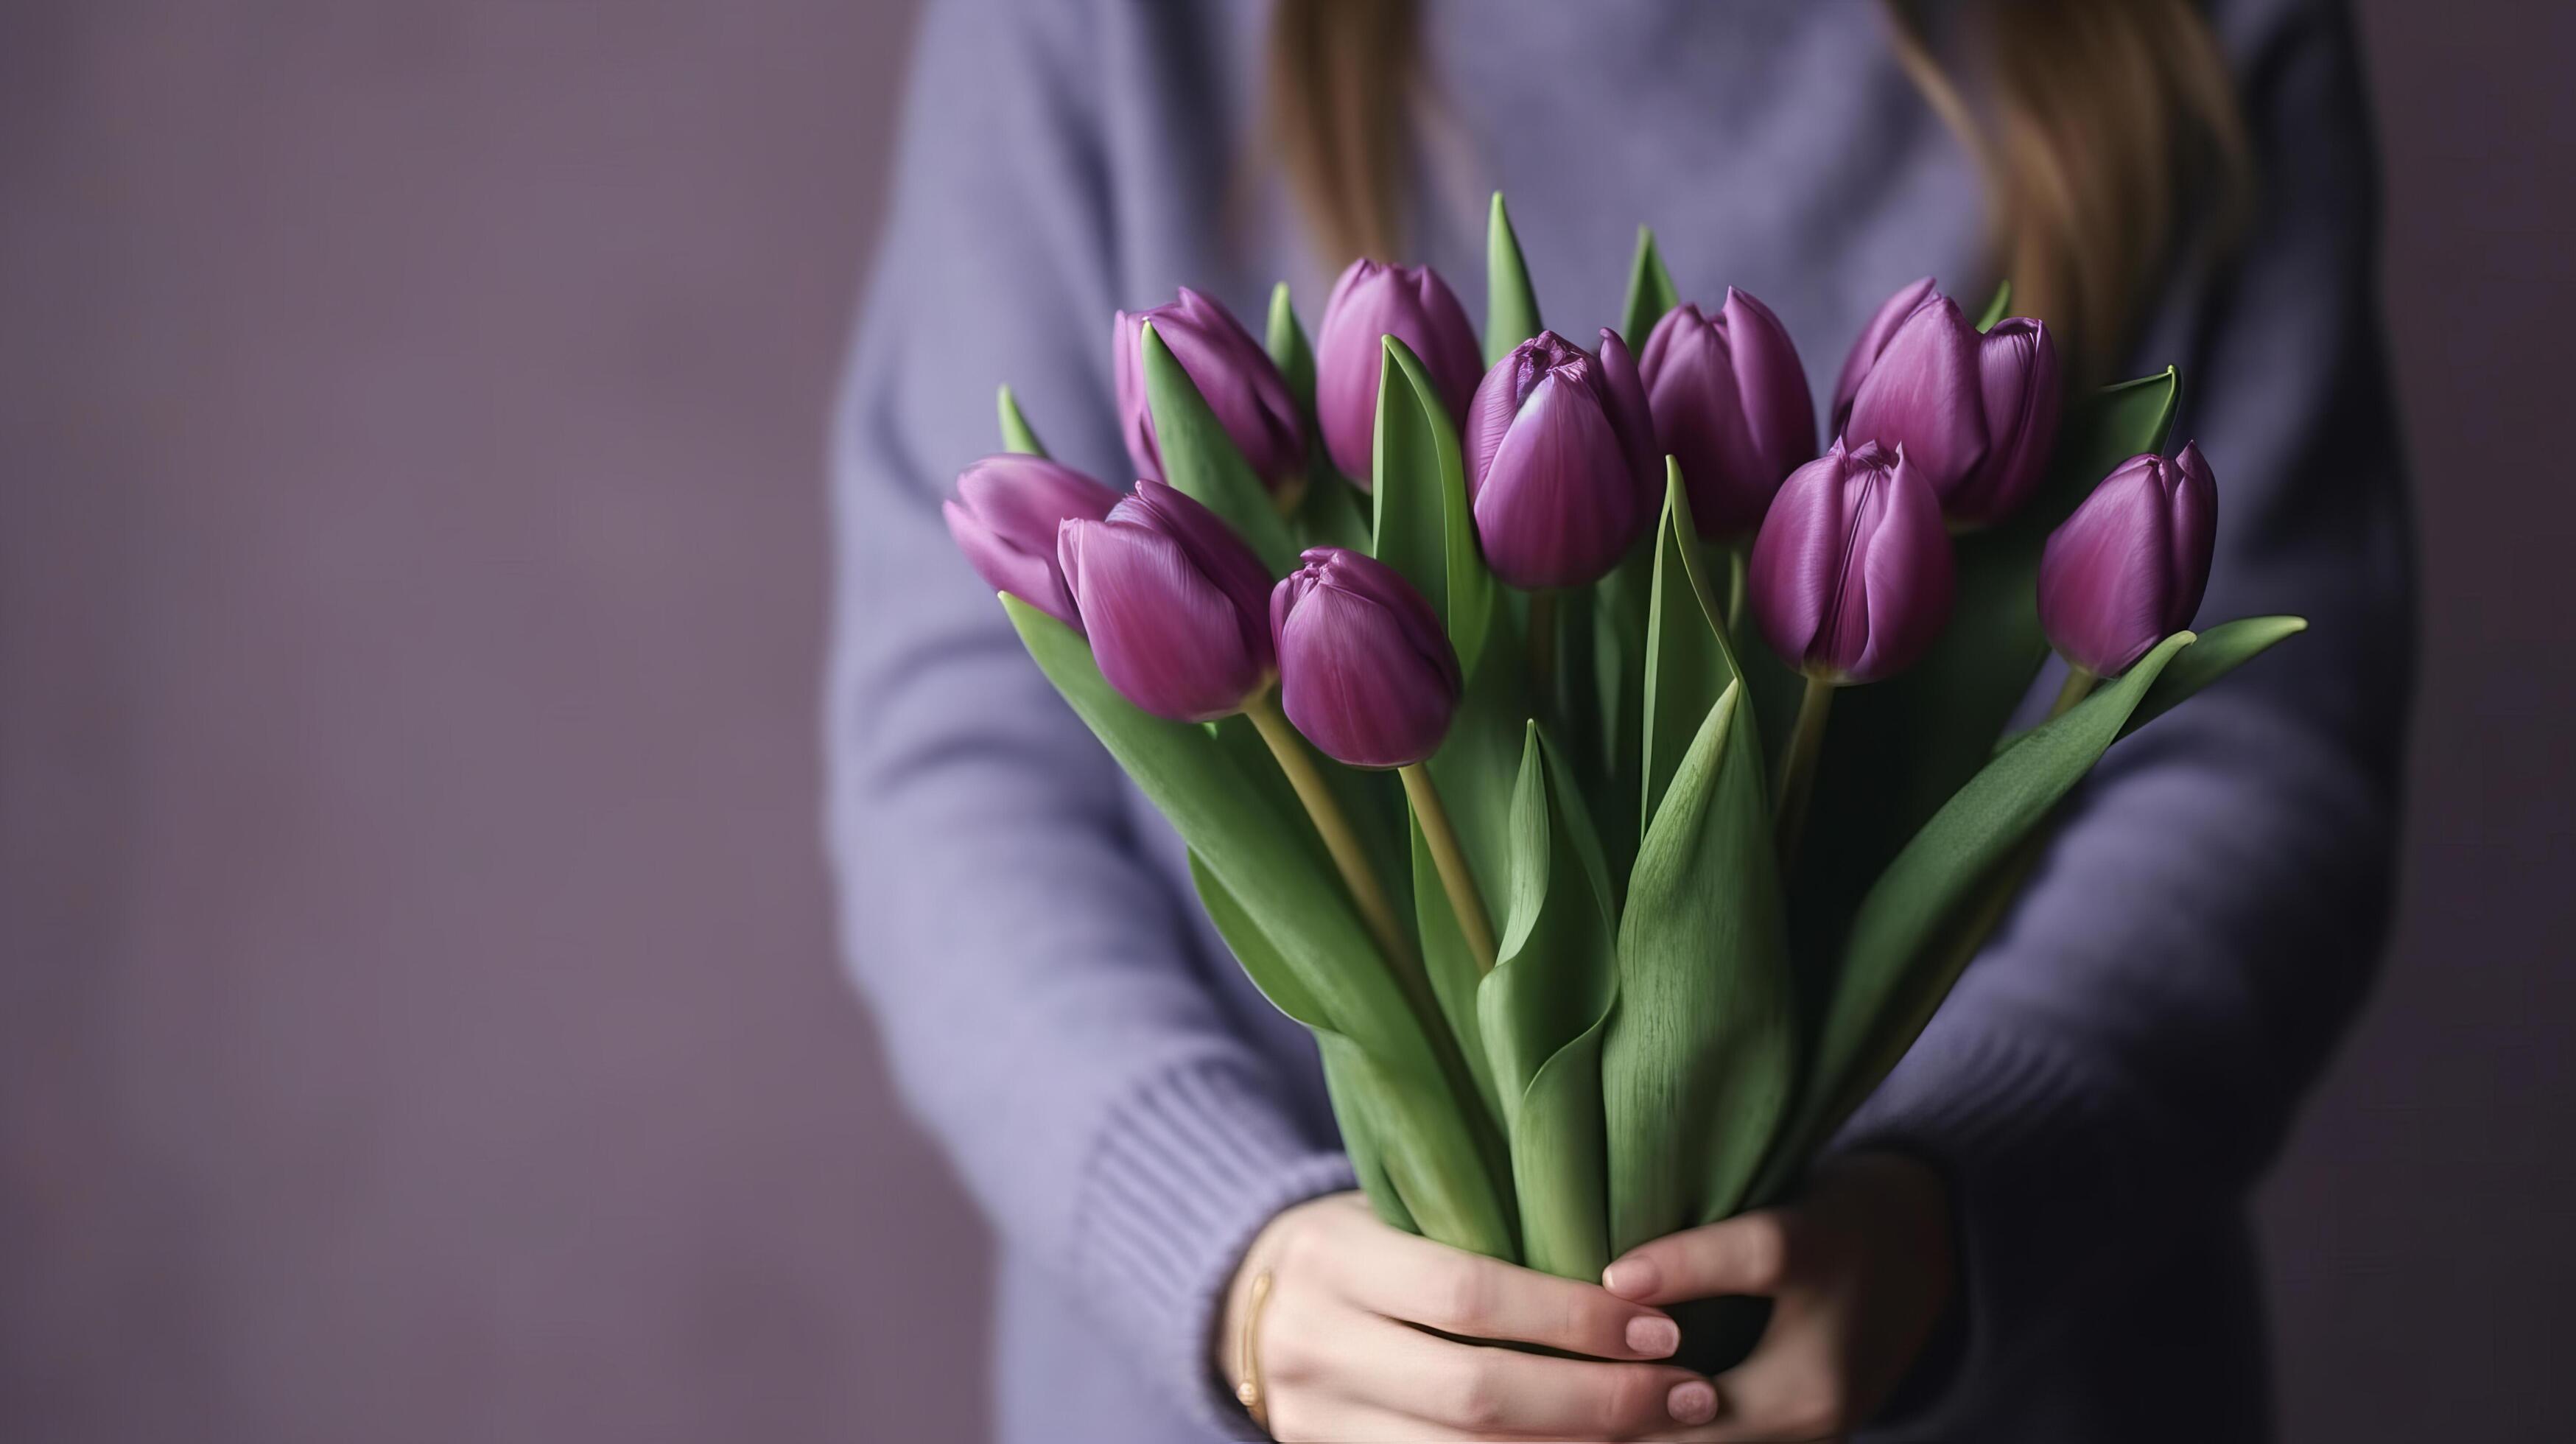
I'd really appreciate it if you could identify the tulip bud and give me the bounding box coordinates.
[1114,288,1308,492]
[1269,547,1462,769]
[1945,318,2063,528]
[1057,478,1277,721]
[1462,329,1659,589]
[944,455,1123,631]
[1747,440,1954,684]
[2038,443,2218,677]
[1829,276,1938,434]
[1842,292,1989,500]
[1638,288,1819,539]
[1313,259,1484,484]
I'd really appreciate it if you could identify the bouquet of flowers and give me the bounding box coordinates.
[944,195,2301,1347]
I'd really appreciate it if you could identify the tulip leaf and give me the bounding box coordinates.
[1620,226,1680,351]
[1485,192,1543,365]
[1973,278,2012,332]
[1190,851,1433,1239]
[1008,597,1514,1255]
[2123,615,2308,737]
[996,385,1047,458]
[1479,724,1618,1278]
[1604,680,1795,1252]
[1139,320,1302,575]
[1266,280,1317,420]
[1638,461,1766,835]
[1372,336,1495,673]
[1757,631,2196,1201]
[1784,368,2181,985]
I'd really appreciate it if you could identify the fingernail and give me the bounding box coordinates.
[1601,1258,1660,1298]
[1624,1314,1680,1357]
[1667,1379,1719,1426]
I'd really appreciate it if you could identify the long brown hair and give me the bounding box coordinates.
[1263,0,2252,379]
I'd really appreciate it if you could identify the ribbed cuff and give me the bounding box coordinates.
[1072,1054,1356,1440]
[1828,1023,2187,1437]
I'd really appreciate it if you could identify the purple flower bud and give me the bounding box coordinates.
[1114,287,1308,492]
[1842,293,1989,500]
[1638,288,1819,539]
[2038,443,2218,677]
[1057,478,1277,721]
[1829,276,1938,433]
[1462,329,1659,589]
[944,455,1123,631]
[1270,547,1462,768]
[1313,259,1484,486]
[1945,319,2063,528]
[1747,441,1955,684]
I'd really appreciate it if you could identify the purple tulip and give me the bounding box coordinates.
[2038,443,2218,677]
[1946,318,2063,528]
[1747,440,1954,684]
[1115,288,1308,492]
[1462,329,1659,589]
[1057,479,1277,721]
[1829,276,1938,433]
[1842,292,1990,500]
[943,455,1123,631]
[1638,288,1819,539]
[1313,259,1484,485]
[1270,548,1462,769]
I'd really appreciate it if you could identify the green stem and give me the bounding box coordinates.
[1400,763,1498,972]
[1724,543,1748,641]
[1526,589,1558,704]
[1773,675,1836,871]
[2047,663,2097,721]
[1244,694,1411,969]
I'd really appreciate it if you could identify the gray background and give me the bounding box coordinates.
[0,2,2565,1440]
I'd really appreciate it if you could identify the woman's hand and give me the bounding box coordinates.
[1604,1153,1956,1443]
[1219,1192,1724,1441]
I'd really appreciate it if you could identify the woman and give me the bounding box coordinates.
[827,1,2410,1439]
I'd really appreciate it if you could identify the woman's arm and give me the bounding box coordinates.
[825,1,1351,1429]
[1820,0,2413,1424]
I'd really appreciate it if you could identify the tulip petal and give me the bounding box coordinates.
[1115,480,1277,670]
[2166,442,2219,633]
[1059,517,1263,721]
[1722,287,1819,488]
[1949,318,2061,526]
[1847,452,1956,683]
[1747,449,1854,668]
[1831,276,1937,432]
[1642,305,1770,536]
[1314,261,1482,483]
[2037,456,2176,676]
[1596,327,1661,494]
[1277,576,1459,768]
[947,499,1081,628]
[1845,297,1989,499]
[1473,376,1642,590]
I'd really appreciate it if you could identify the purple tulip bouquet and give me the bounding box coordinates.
[945,197,2303,1331]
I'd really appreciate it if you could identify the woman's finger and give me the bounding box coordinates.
[1640,1297,1847,1444]
[1297,1311,1719,1439]
[1600,1209,1800,1307]
[1308,1198,1682,1360]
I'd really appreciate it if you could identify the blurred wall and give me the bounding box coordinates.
[0,3,2564,1442]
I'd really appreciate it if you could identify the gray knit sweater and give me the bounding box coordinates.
[825,1,2410,1439]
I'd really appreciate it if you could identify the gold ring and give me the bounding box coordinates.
[1235,1268,1275,1436]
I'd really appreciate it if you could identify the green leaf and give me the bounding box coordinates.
[1011,597,1512,1254]
[1288,467,1375,553]
[1604,681,1795,1252]
[1784,368,2181,992]
[1638,462,1762,835]
[997,385,1047,457]
[1191,851,1429,1236]
[1139,320,1301,575]
[1973,278,2013,332]
[1619,226,1680,350]
[1373,336,1495,673]
[1764,631,2197,1197]
[2123,615,2308,738]
[1479,725,1618,1278]
[1266,281,1317,419]
[1485,192,1542,365]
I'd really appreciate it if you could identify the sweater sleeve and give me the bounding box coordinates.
[1834,1,2413,1425]
[821,1,1349,1432]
